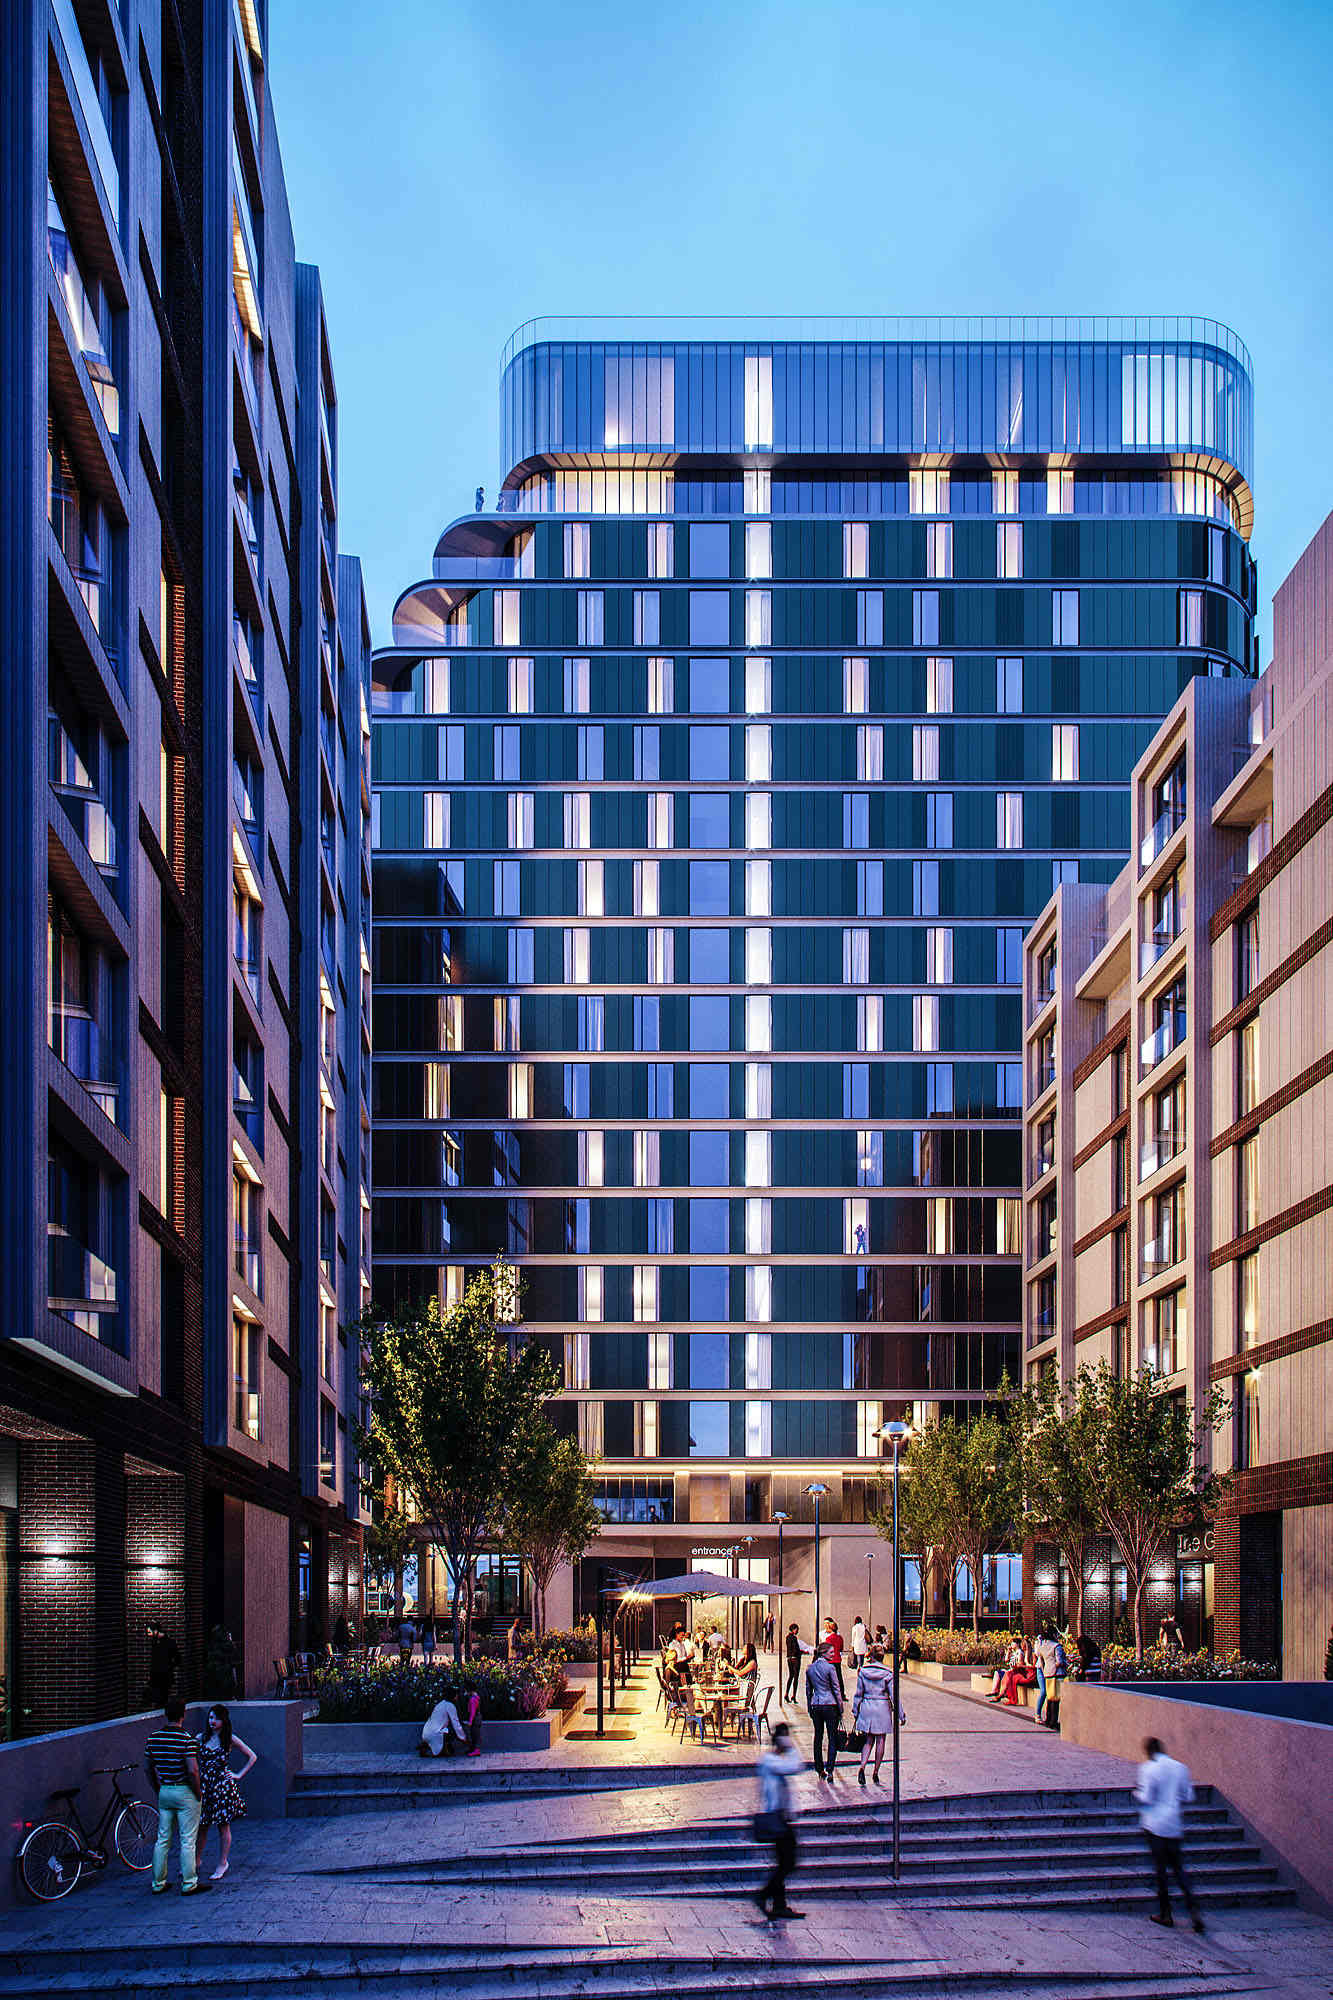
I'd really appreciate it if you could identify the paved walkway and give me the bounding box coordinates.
[3,1662,1330,1998]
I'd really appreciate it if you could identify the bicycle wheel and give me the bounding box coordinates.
[113,1799,158,1872]
[19,1822,84,1901]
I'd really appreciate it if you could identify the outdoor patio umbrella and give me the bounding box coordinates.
[607,1570,808,1598]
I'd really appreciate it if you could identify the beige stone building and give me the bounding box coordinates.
[1022,510,1333,1676]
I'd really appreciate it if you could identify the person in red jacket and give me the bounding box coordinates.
[822,1619,846,1701]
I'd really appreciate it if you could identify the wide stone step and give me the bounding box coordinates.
[389,1852,1283,1896]
[0,1941,1272,2000]
[486,1817,1242,1862]
[389,1834,1255,1882]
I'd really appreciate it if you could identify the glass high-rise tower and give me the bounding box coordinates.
[371,319,1255,1635]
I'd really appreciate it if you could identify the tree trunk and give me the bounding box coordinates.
[971,1552,982,1640]
[450,1552,464,1663]
[463,1565,476,1661]
[1132,1574,1146,1661]
[946,1562,957,1631]
[1069,1561,1084,1643]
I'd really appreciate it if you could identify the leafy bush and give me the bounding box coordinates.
[526,1620,600,1663]
[1101,1645,1278,1683]
[310,1656,563,1723]
[906,1626,1022,1667]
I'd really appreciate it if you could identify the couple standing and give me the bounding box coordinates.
[805,1639,904,1783]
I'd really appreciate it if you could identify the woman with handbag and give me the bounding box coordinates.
[853,1644,903,1787]
[752,1721,805,1921]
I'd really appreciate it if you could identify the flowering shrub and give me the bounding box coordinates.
[1101,1645,1278,1683]
[525,1620,599,1663]
[906,1626,1023,1667]
[310,1656,564,1723]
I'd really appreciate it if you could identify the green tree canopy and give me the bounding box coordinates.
[879,1410,1018,1635]
[1073,1362,1229,1658]
[1007,1370,1102,1641]
[355,1264,560,1659]
[508,1431,602,1640]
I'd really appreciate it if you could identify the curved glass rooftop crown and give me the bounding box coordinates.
[499,315,1253,494]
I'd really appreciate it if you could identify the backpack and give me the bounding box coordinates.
[1053,1641,1068,1677]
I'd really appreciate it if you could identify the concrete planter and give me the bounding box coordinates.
[304,1690,584,1758]
[904,1661,977,1683]
[1059,1679,1332,1912]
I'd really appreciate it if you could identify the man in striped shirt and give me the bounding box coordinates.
[145,1694,209,1895]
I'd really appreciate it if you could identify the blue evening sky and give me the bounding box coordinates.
[269,0,1333,648]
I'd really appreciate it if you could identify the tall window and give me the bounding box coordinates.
[1238,1014,1260,1115]
[576,590,603,646]
[992,469,1018,513]
[1237,1252,1259,1350]
[857,590,883,645]
[910,469,950,514]
[1178,588,1204,647]
[912,590,939,646]
[843,657,869,714]
[996,792,1023,849]
[843,522,869,579]
[912,725,939,782]
[1052,590,1079,645]
[996,523,1023,579]
[646,522,671,578]
[563,522,590,579]
[997,657,1023,713]
[1052,723,1080,781]
[745,522,772,579]
[925,657,953,714]
[744,353,772,450]
[1235,906,1260,1001]
[633,590,660,646]
[926,523,952,579]
[1237,1133,1260,1233]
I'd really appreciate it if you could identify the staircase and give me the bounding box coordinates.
[0,1940,1284,2000]
[321,1784,1294,1917]
[288,1758,730,1815]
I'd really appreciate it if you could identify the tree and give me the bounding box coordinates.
[1073,1362,1229,1659]
[508,1431,602,1640]
[880,1424,950,1629]
[362,1493,417,1619]
[355,1264,560,1660]
[1008,1371,1101,1641]
[878,1412,1017,1635]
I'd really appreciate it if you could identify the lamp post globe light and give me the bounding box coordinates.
[878,1420,911,1882]
[805,1481,829,1644]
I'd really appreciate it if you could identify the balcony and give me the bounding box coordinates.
[1140,1130,1183,1180]
[1140,803,1185,868]
[47,185,119,436]
[49,1007,119,1124]
[48,1229,118,1328]
[1140,920,1183,975]
[1141,1015,1185,1074]
[234,1241,262,1293]
[1141,1234,1184,1281]
[51,0,119,219]
[233,615,261,703]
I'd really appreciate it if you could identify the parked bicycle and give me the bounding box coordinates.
[18,1763,159,1901]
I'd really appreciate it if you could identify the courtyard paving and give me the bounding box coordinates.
[2,1662,1330,1998]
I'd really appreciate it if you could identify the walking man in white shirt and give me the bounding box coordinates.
[1134,1736,1205,1932]
[850,1614,868,1668]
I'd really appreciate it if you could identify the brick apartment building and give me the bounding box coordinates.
[1022,509,1333,1675]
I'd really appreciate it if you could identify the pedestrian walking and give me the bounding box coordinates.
[1135,1736,1205,1932]
[419,1615,437,1665]
[506,1616,523,1662]
[752,1721,805,1921]
[762,1610,776,1652]
[196,1702,257,1881]
[397,1612,417,1664]
[851,1613,868,1666]
[853,1644,905,1786]
[145,1695,209,1896]
[805,1643,844,1781]
[783,1621,810,1702]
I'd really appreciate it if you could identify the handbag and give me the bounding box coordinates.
[753,1809,786,1840]
[836,1726,865,1752]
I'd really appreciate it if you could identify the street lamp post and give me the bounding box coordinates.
[772,1512,789,1667]
[741,1534,755,1651]
[805,1481,829,1646]
[866,1549,875,1635]
[879,1422,910,1883]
